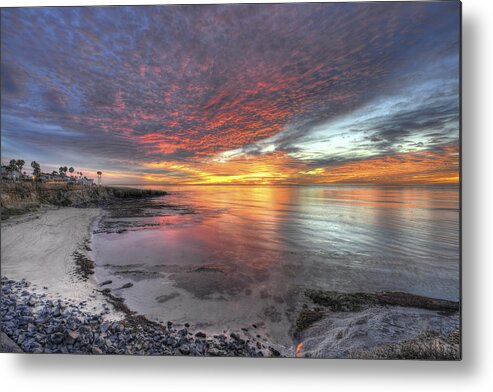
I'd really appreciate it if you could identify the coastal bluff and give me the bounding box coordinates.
[0,182,166,215]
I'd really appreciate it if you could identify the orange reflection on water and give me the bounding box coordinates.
[162,185,295,271]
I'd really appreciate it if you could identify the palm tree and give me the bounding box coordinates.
[59,166,68,176]
[97,171,102,186]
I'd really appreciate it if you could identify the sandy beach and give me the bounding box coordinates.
[1,207,110,313]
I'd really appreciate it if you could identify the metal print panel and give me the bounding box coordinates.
[0,1,461,359]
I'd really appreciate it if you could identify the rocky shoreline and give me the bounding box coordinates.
[1,186,460,359]
[1,189,281,357]
[293,288,460,359]
[1,272,461,358]
[1,277,274,356]
[1,183,167,220]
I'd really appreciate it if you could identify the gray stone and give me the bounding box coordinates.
[179,344,190,355]
[65,330,79,344]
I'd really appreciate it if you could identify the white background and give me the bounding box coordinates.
[1,0,491,391]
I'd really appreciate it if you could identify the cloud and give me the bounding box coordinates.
[1,3,460,184]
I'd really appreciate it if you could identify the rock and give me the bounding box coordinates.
[207,348,221,356]
[0,277,275,357]
[91,346,103,355]
[179,344,190,355]
[65,330,79,344]
[100,280,112,286]
[50,332,65,345]
[2,286,12,294]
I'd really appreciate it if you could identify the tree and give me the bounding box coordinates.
[97,171,102,186]
[16,160,25,174]
[69,167,74,176]
[59,166,68,176]
[31,161,41,180]
[8,159,17,180]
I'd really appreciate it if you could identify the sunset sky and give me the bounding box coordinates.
[1,2,460,185]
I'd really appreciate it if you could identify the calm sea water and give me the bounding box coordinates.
[92,185,460,344]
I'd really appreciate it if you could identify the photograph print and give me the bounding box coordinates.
[0,1,461,359]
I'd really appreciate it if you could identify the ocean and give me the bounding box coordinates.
[91,185,460,346]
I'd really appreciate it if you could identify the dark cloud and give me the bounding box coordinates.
[1,63,23,96]
[42,89,69,114]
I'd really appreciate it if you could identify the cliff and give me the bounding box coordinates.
[0,182,166,217]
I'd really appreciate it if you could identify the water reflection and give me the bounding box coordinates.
[92,185,459,343]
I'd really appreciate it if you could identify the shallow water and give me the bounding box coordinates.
[92,185,460,346]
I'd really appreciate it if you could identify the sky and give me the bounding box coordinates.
[1,2,460,185]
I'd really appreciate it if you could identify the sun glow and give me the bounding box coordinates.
[135,144,459,186]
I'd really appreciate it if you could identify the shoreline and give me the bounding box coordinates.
[1,206,110,314]
[1,193,459,358]
[0,204,274,356]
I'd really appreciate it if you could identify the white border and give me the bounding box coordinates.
[1,0,492,391]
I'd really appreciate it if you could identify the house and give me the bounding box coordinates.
[78,177,95,186]
[1,166,22,181]
[39,172,70,184]
[1,166,10,180]
[21,173,33,182]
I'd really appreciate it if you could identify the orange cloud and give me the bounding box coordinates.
[136,143,459,185]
